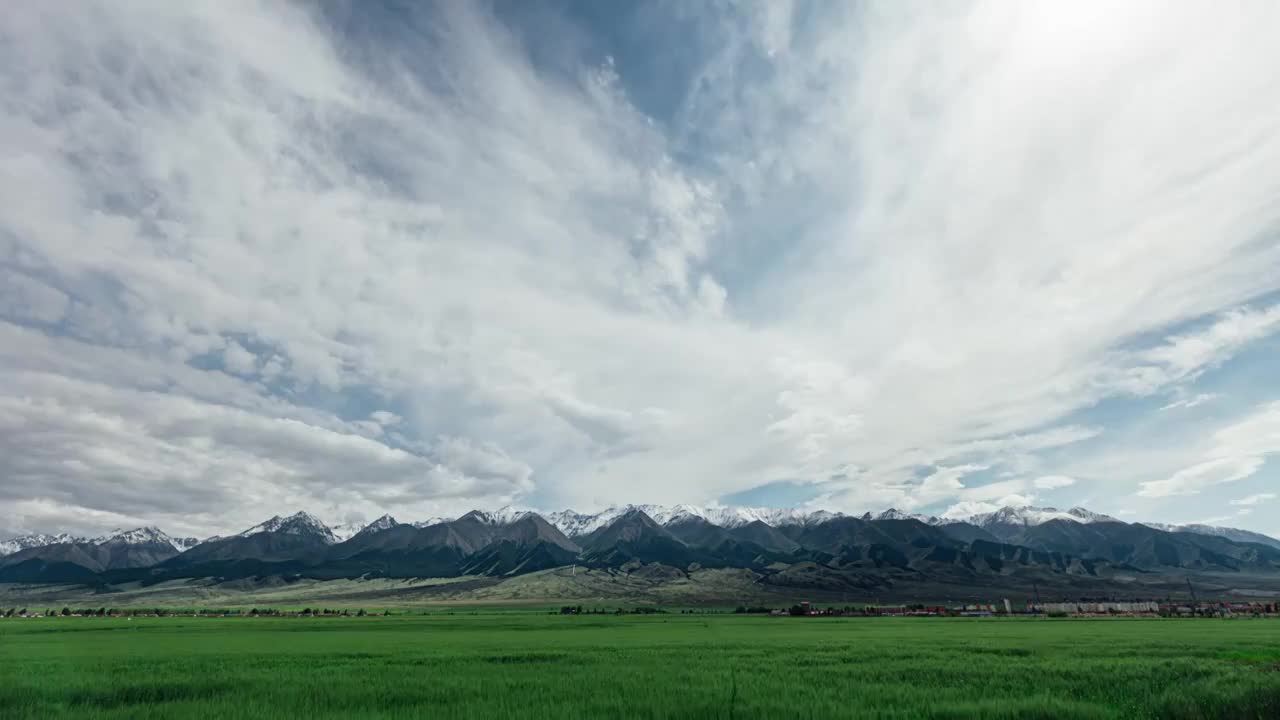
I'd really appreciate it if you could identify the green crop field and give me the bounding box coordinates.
[1,613,1278,719]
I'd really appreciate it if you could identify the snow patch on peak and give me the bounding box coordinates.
[329,522,365,543]
[961,505,1119,528]
[1065,507,1117,523]
[93,526,181,549]
[544,508,628,537]
[239,512,337,544]
[543,505,846,537]
[331,516,401,542]
[464,507,533,526]
[0,532,85,556]
[412,516,454,528]
[364,514,399,532]
[0,527,199,554]
[868,508,938,523]
[1142,522,1280,548]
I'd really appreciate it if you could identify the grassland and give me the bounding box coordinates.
[1,613,1278,719]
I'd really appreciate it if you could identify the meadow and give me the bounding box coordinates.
[1,612,1278,719]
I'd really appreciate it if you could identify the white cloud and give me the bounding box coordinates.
[1109,307,1280,396]
[3,1,1280,532]
[1160,393,1218,412]
[1138,457,1264,498]
[1034,475,1077,490]
[221,341,258,376]
[1231,493,1276,507]
[1138,401,1280,500]
[939,501,1001,520]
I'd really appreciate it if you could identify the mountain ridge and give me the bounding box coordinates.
[4,505,1278,596]
[4,504,1274,558]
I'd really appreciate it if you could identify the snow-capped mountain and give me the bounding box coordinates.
[544,505,845,537]
[8,504,1275,560]
[957,506,1118,528]
[237,512,338,544]
[0,532,86,556]
[863,509,939,524]
[1142,522,1280,550]
[92,527,191,552]
[543,509,613,537]
[412,516,454,529]
[466,507,534,525]
[330,522,365,543]
[351,514,400,539]
[0,528,204,557]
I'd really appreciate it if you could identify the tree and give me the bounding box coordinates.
[60,607,71,617]
[3,608,14,618]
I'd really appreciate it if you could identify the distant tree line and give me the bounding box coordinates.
[557,606,669,615]
[1,607,393,618]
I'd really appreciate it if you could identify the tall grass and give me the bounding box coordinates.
[1,615,1277,718]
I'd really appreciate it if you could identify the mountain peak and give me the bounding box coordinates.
[962,505,1119,528]
[354,514,400,538]
[0,532,86,556]
[238,512,337,544]
[545,505,845,537]
[461,507,532,526]
[93,526,181,549]
[872,508,937,523]
[412,515,454,528]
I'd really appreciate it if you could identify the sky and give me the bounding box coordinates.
[2,0,1279,541]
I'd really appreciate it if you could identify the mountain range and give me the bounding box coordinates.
[2,505,1278,598]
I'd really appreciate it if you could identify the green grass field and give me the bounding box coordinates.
[2,614,1278,719]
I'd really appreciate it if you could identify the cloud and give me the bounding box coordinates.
[1231,493,1276,507]
[1159,393,1219,412]
[0,271,70,325]
[1138,457,1264,498]
[3,1,1280,533]
[221,341,258,376]
[1034,475,1077,490]
[0,369,535,538]
[1108,307,1280,396]
[369,411,402,427]
[1139,401,1280,499]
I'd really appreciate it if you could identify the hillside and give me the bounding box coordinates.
[3,504,1280,600]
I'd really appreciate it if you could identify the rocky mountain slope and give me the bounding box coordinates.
[3,505,1278,597]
